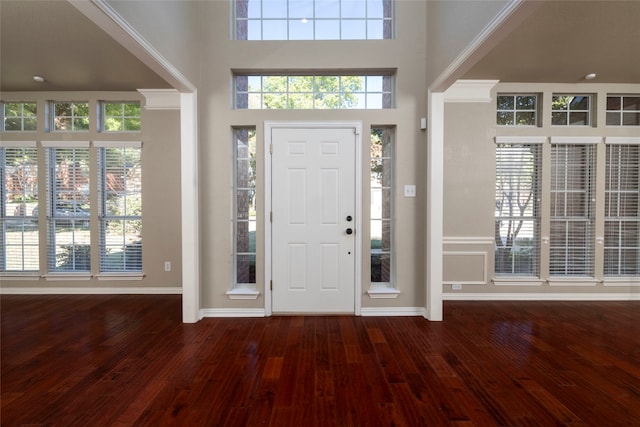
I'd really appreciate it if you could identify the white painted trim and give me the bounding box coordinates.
[93,141,142,148]
[44,274,92,281]
[69,1,195,92]
[264,120,363,316]
[367,285,401,299]
[95,273,144,281]
[605,137,640,145]
[0,273,40,280]
[180,92,201,323]
[430,0,539,91]
[443,236,494,245]
[492,278,545,286]
[200,308,266,318]
[495,136,547,145]
[548,279,598,287]
[0,140,37,148]
[361,307,426,316]
[426,91,444,321]
[0,287,182,295]
[443,292,640,301]
[443,251,488,285]
[137,89,181,110]
[550,136,602,145]
[41,141,91,148]
[444,79,499,103]
[226,288,261,300]
[603,279,640,287]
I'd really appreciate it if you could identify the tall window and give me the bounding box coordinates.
[1,144,39,272]
[494,142,541,276]
[51,101,90,132]
[604,143,639,276]
[46,145,91,272]
[233,128,257,286]
[370,127,393,284]
[606,95,640,126]
[101,101,142,132]
[549,143,596,276]
[98,143,142,272]
[496,94,538,126]
[235,74,393,109]
[551,95,591,126]
[234,0,393,40]
[2,102,37,131]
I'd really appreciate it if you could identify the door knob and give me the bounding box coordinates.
[346,215,353,222]
[346,228,353,235]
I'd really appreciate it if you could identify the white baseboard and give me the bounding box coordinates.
[0,287,182,295]
[360,307,426,316]
[443,292,640,301]
[200,308,266,318]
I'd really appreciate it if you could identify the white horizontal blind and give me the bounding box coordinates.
[47,147,91,272]
[549,144,596,276]
[1,146,39,271]
[495,143,541,276]
[604,144,640,276]
[98,146,142,272]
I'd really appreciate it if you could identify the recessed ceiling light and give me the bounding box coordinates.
[33,75,45,83]
[585,73,597,80]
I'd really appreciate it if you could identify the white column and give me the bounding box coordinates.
[425,91,444,321]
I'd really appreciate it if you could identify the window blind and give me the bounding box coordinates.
[495,143,541,276]
[604,144,640,276]
[1,144,39,272]
[98,144,142,272]
[46,146,91,272]
[549,144,596,276]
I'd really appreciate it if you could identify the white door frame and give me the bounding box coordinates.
[264,121,363,317]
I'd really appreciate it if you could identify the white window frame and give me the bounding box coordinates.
[100,101,142,133]
[606,94,640,127]
[551,94,592,127]
[49,101,90,132]
[496,93,538,127]
[1,102,37,132]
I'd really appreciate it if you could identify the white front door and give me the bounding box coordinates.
[270,126,357,313]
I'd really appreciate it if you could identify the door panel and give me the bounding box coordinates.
[271,127,356,313]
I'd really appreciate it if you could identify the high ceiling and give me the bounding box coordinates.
[1,0,639,93]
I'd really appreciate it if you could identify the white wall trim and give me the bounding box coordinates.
[605,136,640,145]
[367,285,401,299]
[550,136,602,145]
[226,288,261,300]
[200,308,266,318]
[495,136,547,145]
[430,0,540,91]
[0,140,37,148]
[361,307,426,316]
[69,0,195,92]
[444,236,494,245]
[137,89,181,110]
[0,287,182,295]
[444,79,499,103]
[444,292,640,301]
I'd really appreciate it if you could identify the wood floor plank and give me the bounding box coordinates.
[2,296,639,426]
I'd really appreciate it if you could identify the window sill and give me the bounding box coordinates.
[548,278,598,287]
[0,273,40,281]
[44,273,91,281]
[226,286,260,300]
[367,285,400,299]
[603,278,640,287]
[493,277,544,286]
[95,273,144,281]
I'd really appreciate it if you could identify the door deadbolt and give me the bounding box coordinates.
[346,228,353,235]
[346,215,353,222]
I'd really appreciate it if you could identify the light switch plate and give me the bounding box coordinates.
[404,185,416,197]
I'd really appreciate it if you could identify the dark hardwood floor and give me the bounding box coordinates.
[1,296,639,426]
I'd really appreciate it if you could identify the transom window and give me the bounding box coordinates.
[606,95,640,126]
[2,102,37,131]
[551,95,591,126]
[234,0,393,40]
[235,74,393,109]
[101,102,141,132]
[50,101,90,132]
[496,94,538,126]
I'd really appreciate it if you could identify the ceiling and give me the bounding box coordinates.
[1,0,639,93]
